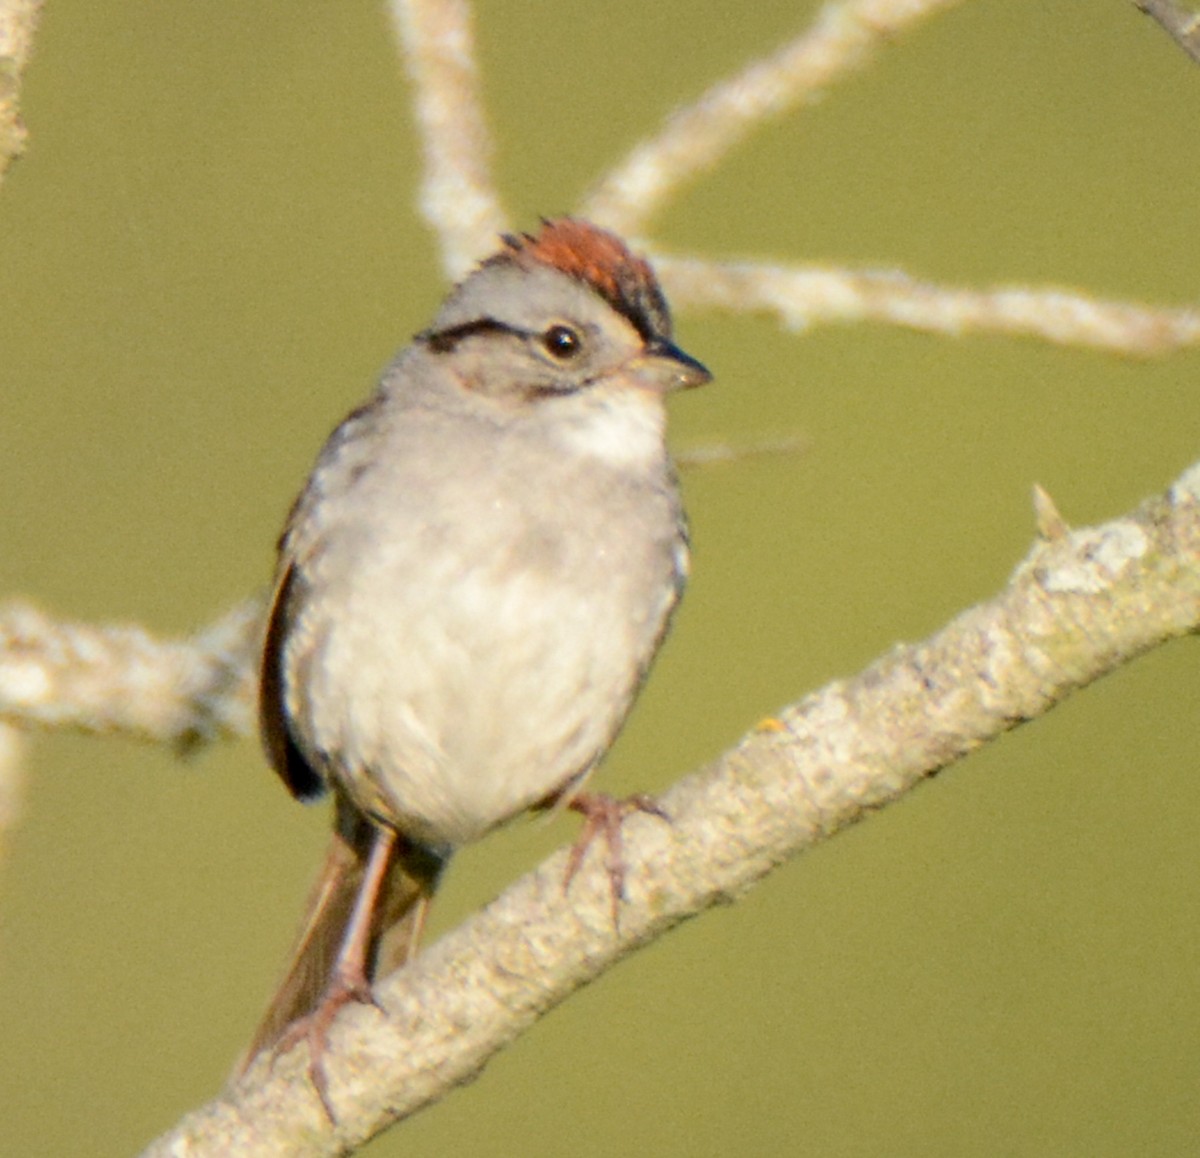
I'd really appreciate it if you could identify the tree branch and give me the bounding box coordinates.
[1136,0,1200,65]
[0,600,261,748]
[139,460,1200,1156]
[385,0,510,278]
[0,0,45,867]
[0,0,42,185]
[654,255,1200,354]
[0,722,24,864]
[581,0,967,237]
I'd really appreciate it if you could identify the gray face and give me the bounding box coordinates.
[417,261,654,403]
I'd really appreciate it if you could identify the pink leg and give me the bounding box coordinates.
[563,792,670,928]
[277,824,397,1121]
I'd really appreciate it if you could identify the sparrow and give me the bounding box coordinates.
[242,219,710,1108]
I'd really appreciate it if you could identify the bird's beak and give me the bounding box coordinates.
[629,338,712,393]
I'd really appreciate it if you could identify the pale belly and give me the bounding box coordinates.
[288,543,676,850]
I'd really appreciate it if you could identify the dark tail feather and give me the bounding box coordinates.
[238,797,445,1072]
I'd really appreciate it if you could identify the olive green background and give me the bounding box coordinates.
[2,2,1199,1154]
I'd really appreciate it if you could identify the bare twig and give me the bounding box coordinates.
[0,723,24,864]
[675,433,807,470]
[1136,0,1200,65]
[581,0,967,236]
[0,600,262,748]
[0,0,43,184]
[0,0,45,856]
[386,0,510,278]
[655,255,1200,355]
[140,459,1200,1157]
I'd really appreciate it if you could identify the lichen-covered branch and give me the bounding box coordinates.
[655,255,1200,355]
[0,0,42,183]
[139,460,1200,1157]
[580,0,967,237]
[0,600,261,748]
[386,0,510,278]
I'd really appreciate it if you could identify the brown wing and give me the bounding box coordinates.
[259,558,326,801]
[238,806,365,1066]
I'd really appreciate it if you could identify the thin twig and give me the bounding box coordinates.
[1136,0,1200,65]
[581,0,967,236]
[139,458,1200,1156]
[655,255,1200,355]
[0,723,24,865]
[386,0,510,278]
[675,434,807,470]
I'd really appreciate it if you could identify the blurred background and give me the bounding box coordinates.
[2,1,1199,1154]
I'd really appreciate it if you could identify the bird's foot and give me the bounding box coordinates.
[563,791,670,929]
[273,966,383,1124]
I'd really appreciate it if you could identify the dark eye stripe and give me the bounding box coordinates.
[423,318,590,367]
[421,318,525,353]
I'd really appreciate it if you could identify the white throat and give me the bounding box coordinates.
[556,386,668,468]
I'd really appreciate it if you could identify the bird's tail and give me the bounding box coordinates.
[238,795,445,1071]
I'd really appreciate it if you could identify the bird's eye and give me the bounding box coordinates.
[541,324,583,360]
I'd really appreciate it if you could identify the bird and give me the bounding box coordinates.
[242,218,710,1109]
